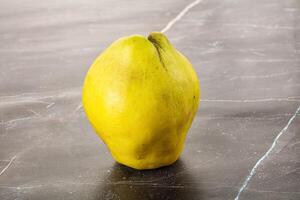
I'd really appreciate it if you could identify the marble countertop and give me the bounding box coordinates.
[0,0,299,199]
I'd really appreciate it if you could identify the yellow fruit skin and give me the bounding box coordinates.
[82,32,200,170]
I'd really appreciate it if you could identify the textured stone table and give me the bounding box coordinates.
[0,0,300,199]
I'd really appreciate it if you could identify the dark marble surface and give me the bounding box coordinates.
[0,0,300,199]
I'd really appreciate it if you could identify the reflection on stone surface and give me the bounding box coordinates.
[99,160,204,200]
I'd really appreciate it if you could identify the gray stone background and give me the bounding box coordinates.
[0,0,299,199]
